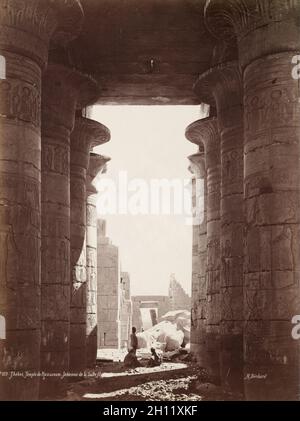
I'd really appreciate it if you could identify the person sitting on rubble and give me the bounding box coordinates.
[123,348,141,368]
[147,347,161,368]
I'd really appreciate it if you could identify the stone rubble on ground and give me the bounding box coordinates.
[136,310,191,353]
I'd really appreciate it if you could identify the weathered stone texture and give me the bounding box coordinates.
[186,117,221,380]
[40,66,75,396]
[40,63,102,394]
[97,221,120,348]
[205,0,300,400]
[195,58,244,392]
[0,0,77,401]
[188,152,207,359]
[86,153,110,366]
[70,117,108,371]
[243,52,300,400]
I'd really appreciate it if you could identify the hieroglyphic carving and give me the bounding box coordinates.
[42,143,69,175]
[0,80,40,127]
[0,229,19,287]
[242,53,300,400]
[245,88,300,134]
[222,150,239,183]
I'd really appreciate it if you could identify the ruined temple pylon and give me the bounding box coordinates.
[186,117,221,382]
[205,0,300,400]
[86,153,111,367]
[0,0,83,401]
[70,117,110,373]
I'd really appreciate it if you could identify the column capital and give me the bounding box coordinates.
[49,0,84,47]
[188,153,206,179]
[48,47,102,108]
[194,61,242,109]
[71,117,110,171]
[43,64,100,132]
[204,0,300,67]
[0,0,83,68]
[194,60,243,131]
[87,153,111,196]
[185,117,219,153]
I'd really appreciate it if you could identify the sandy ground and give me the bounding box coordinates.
[62,350,242,401]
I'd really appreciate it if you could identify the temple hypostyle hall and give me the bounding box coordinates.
[0,0,300,401]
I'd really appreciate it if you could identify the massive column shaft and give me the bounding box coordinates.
[186,117,221,381]
[205,0,300,400]
[0,0,78,400]
[188,152,207,363]
[86,153,110,368]
[40,63,98,396]
[195,60,244,392]
[70,117,110,372]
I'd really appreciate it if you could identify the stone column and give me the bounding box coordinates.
[70,117,110,373]
[40,64,99,397]
[187,151,207,363]
[194,60,244,393]
[0,0,82,400]
[86,152,110,368]
[186,117,221,381]
[205,0,300,400]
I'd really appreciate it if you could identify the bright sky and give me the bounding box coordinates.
[91,105,202,296]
